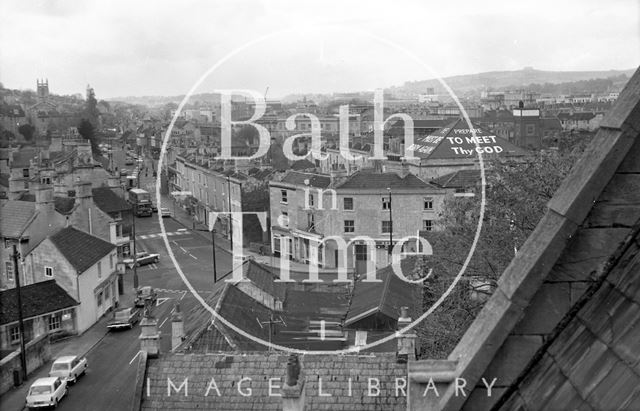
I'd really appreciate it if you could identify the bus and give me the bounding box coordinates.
[128,188,152,217]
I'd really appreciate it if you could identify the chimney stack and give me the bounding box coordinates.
[74,181,93,206]
[35,183,55,213]
[171,303,185,351]
[396,306,417,363]
[282,353,305,411]
[139,308,161,358]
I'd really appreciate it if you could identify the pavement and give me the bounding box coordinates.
[0,282,137,411]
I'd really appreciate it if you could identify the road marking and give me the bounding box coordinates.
[139,231,190,240]
[180,246,187,253]
[159,317,169,328]
[129,350,142,365]
[156,297,170,307]
[180,291,187,300]
[190,253,198,260]
[320,320,326,341]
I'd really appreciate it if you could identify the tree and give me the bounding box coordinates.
[77,118,100,157]
[18,124,36,142]
[415,136,594,358]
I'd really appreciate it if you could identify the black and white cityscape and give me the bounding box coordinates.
[1,1,639,410]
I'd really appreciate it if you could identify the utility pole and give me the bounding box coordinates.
[132,204,139,289]
[259,314,284,351]
[387,187,393,256]
[211,229,218,283]
[11,243,27,380]
[227,176,233,250]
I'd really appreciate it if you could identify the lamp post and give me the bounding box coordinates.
[387,187,393,256]
[132,204,139,289]
[211,229,218,283]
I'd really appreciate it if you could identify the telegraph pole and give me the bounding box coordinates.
[11,244,27,380]
[387,187,393,256]
[227,176,233,250]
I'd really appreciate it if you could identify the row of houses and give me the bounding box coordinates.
[1,140,134,351]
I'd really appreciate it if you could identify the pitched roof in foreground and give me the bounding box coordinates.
[142,352,407,410]
[50,227,115,273]
[405,67,640,411]
[92,187,130,214]
[346,257,421,327]
[0,280,78,325]
[431,169,481,189]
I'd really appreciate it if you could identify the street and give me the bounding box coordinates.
[1,181,236,411]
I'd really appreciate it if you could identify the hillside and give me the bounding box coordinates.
[393,67,636,95]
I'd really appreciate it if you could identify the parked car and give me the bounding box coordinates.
[49,355,88,384]
[107,307,142,330]
[123,252,159,269]
[125,159,134,165]
[135,286,158,308]
[25,377,68,409]
[159,207,172,218]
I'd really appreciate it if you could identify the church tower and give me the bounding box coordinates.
[37,79,49,100]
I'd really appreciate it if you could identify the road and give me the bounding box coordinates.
[3,196,235,410]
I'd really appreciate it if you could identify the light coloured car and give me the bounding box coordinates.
[123,252,159,269]
[25,377,68,409]
[159,207,172,218]
[49,355,88,384]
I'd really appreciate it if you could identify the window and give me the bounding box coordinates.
[281,211,289,228]
[97,261,102,278]
[44,267,53,278]
[344,220,355,233]
[308,194,314,207]
[24,181,29,189]
[280,189,288,204]
[307,213,315,231]
[423,219,433,231]
[9,326,20,343]
[5,261,13,282]
[382,197,391,210]
[110,254,114,269]
[97,291,103,306]
[526,124,535,136]
[22,168,29,178]
[48,313,61,331]
[343,197,354,210]
[41,177,51,185]
[382,221,392,233]
[104,283,110,300]
[423,197,433,210]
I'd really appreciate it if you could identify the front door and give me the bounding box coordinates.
[355,244,368,276]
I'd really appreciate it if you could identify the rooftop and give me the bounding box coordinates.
[336,170,432,190]
[0,280,78,326]
[0,200,36,239]
[279,171,331,189]
[49,227,115,273]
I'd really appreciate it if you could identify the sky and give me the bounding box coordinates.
[0,0,638,99]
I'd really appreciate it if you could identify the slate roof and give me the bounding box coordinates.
[92,187,130,214]
[290,159,316,171]
[346,257,422,327]
[0,200,36,238]
[16,194,76,215]
[0,174,8,188]
[500,228,640,410]
[237,259,287,302]
[412,66,640,411]
[336,170,431,190]
[431,169,481,189]
[0,280,78,325]
[49,227,115,273]
[408,118,529,160]
[280,171,331,188]
[142,352,407,410]
[557,111,596,121]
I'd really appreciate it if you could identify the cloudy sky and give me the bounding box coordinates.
[1,0,638,98]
